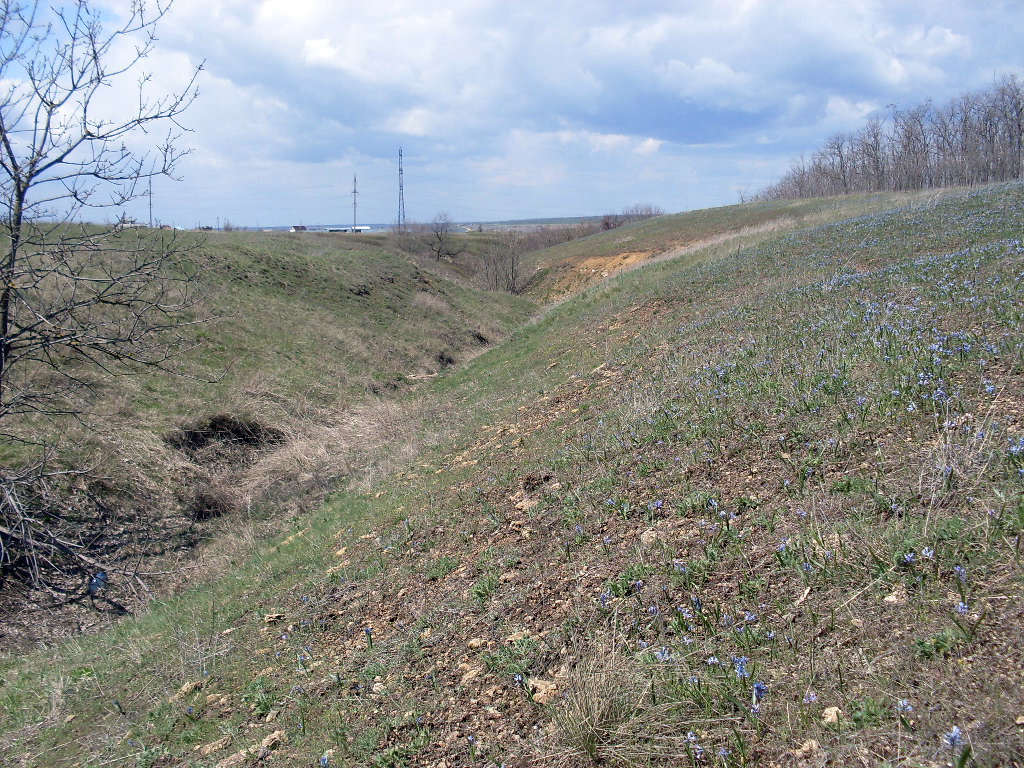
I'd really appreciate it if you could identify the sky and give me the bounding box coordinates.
[94,0,1024,228]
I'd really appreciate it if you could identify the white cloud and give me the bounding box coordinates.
[75,0,1024,225]
[635,138,663,155]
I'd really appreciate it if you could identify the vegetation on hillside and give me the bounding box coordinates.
[0,230,533,646]
[754,74,1024,200]
[2,182,1022,766]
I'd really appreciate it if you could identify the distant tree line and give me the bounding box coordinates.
[753,74,1024,201]
[601,203,665,230]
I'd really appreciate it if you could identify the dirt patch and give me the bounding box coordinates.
[539,217,800,300]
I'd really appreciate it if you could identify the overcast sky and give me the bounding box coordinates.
[101,0,1023,228]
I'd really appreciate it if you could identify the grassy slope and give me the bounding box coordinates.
[521,189,965,301]
[3,185,1024,766]
[118,230,532,420]
[0,230,534,647]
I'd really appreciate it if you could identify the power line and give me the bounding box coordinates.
[397,147,406,231]
[352,173,358,230]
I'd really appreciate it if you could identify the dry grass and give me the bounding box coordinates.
[542,635,717,767]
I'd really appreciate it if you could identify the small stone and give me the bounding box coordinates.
[197,736,232,756]
[883,585,907,605]
[822,706,842,724]
[263,613,285,624]
[215,751,250,768]
[467,638,486,649]
[169,680,205,703]
[793,739,820,757]
[640,529,663,548]
[530,678,559,704]
[260,730,287,751]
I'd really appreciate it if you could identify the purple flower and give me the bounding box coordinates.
[753,681,768,702]
[803,691,818,704]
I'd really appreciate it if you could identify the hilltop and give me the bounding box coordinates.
[2,184,1024,766]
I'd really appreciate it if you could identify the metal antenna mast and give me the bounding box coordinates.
[352,173,358,231]
[398,147,406,231]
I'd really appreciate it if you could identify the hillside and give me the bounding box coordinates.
[3,184,1024,766]
[0,230,534,647]
[520,189,969,301]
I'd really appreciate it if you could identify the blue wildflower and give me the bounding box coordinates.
[733,656,750,679]
[803,691,818,704]
[943,725,964,748]
[87,572,108,596]
[753,681,768,702]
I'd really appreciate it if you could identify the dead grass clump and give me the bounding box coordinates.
[542,638,702,767]
[412,290,451,313]
[187,473,243,521]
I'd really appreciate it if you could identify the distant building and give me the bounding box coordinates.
[327,226,373,233]
[289,225,308,232]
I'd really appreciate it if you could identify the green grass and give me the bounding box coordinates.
[3,183,1024,766]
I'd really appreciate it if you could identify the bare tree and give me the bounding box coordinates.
[429,212,464,261]
[0,0,202,591]
[482,236,523,293]
[754,75,1024,201]
[602,202,665,230]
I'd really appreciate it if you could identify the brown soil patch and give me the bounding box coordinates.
[540,217,798,301]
